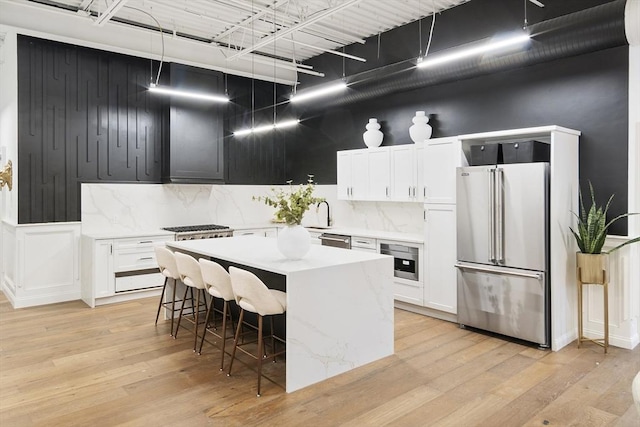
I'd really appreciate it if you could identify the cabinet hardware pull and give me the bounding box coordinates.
[138,240,153,244]
[138,257,153,261]
[386,187,389,197]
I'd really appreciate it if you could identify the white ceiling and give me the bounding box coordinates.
[0,0,470,83]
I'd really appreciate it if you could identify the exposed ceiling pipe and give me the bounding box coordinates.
[298,0,628,111]
[226,0,364,60]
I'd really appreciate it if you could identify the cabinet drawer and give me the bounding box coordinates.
[351,236,377,251]
[114,236,171,250]
[115,272,164,292]
[114,248,158,272]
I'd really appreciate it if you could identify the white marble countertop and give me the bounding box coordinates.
[166,235,390,275]
[82,229,175,240]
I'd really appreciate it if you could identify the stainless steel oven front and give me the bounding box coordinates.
[379,243,419,281]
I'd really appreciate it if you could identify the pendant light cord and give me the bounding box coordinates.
[126,6,165,85]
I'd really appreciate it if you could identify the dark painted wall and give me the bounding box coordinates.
[287,0,629,235]
[225,75,292,185]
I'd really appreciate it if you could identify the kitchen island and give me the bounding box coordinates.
[166,236,394,393]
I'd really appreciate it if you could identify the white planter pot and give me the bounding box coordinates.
[277,225,311,260]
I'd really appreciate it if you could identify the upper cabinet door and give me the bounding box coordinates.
[424,137,462,204]
[336,149,369,200]
[167,63,225,183]
[390,145,417,201]
[367,148,390,200]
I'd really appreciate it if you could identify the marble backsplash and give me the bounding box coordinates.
[81,183,424,235]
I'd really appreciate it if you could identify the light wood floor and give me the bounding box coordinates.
[1,292,639,427]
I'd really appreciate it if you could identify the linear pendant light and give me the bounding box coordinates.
[289,81,347,103]
[417,33,530,69]
[148,83,229,103]
[233,119,300,137]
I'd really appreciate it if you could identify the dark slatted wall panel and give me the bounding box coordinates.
[17,35,163,224]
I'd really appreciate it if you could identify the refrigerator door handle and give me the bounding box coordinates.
[454,262,543,280]
[496,167,505,264]
[489,168,496,263]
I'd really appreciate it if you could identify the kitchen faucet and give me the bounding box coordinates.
[316,201,331,228]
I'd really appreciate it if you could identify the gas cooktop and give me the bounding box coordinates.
[162,224,231,233]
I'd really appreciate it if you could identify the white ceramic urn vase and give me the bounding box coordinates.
[409,111,432,143]
[277,225,311,260]
[363,118,384,148]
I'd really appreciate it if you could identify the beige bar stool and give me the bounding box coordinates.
[154,246,183,337]
[197,258,236,369]
[174,252,208,352]
[227,266,287,397]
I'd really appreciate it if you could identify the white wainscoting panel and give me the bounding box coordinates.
[582,238,639,349]
[2,222,82,308]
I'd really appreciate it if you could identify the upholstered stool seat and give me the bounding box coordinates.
[197,258,236,369]
[174,252,208,352]
[154,246,183,337]
[227,266,286,397]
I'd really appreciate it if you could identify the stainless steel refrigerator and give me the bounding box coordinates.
[455,162,550,347]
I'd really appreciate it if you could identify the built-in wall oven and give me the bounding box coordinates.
[380,243,420,282]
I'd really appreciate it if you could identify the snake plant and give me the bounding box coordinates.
[570,181,640,254]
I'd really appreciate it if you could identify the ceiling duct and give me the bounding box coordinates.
[299,0,628,110]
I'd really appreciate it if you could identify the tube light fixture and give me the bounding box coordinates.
[289,81,347,103]
[148,83,229,103]
[233,119,300,137]
[417,33,531,69]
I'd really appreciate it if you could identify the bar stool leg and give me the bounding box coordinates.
[174,286,190,340]
[219,301,230,371]
[256,314,264,397]
[227,309,245,377]
[170,278,177,337]
[198,295,215,355]
[155,277,168,325]
[193,289,201,352]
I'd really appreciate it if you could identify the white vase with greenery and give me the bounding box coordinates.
[254,176,325,260]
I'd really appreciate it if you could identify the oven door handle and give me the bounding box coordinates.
[319,235,350,243]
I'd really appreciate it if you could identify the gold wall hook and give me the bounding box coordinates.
[0,160,12,191]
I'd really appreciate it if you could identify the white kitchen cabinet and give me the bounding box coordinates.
[423,204,457,314]
[393,277,424,306]
[337,150,369,200]
[82,234,172,307]
[351,236,378,252]
[424,136,464,204]
[94,240,115,299]
[367,148,391,200]
[390,144,423,202]
[338,145,423,202]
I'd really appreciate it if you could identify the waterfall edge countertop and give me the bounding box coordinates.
[165,236,395,393]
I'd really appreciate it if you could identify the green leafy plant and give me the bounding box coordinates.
[570,181,640,254]
[253,175,325,226]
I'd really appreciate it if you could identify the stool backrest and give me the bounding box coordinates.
[155,246,180,280]
[199,259,234,301]
[229,266,285,316]
[174,252,206,289]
